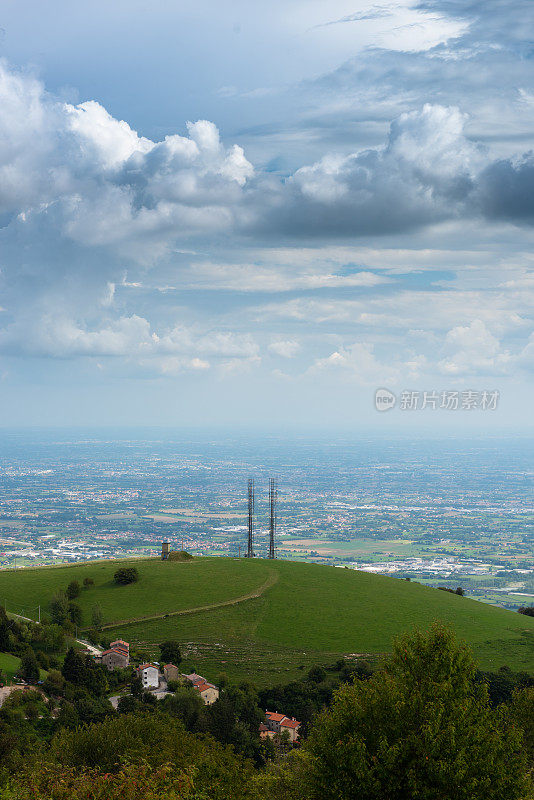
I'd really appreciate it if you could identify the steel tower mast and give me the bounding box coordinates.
[268,478,277,559]
[247,478,255,558]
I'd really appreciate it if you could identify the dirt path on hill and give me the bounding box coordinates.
[96,568,279,632]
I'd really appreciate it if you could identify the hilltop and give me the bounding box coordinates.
[1,557,533,685]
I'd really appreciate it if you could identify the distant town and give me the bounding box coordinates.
[0,431,532,611]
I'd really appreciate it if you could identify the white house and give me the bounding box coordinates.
[137,663,159,689]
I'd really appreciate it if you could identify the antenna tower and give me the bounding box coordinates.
[268,478,277,559]
[247,478,255,558]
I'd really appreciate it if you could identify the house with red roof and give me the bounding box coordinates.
[100,639,129,670]
[265,710,301,742]
[137,663,159,689]
[182,673,219,705]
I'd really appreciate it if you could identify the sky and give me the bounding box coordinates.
[0,0,532,429]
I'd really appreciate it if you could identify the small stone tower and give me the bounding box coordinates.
[161,541,170,560]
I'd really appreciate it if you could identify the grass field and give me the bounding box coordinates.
[0,557,272,624]
[1,557,533,686]
[0,652,20,683]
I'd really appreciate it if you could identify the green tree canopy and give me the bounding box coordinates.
[66,581,81,600]
[159,640,182,665]
[68,603,83,627]
[61,647,87,686]
[305,624,528,800]
[90,605,104,630]
[20,648,40,684]
[50,592,70,626]
[511,687,534,770]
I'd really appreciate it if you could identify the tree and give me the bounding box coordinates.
[0,605,13,650]
[217,672,229,689]
[20,648,40,683]
[113,567,139,585]
[50,591,70,626]
[83,660,108,697]
[35,650,50,670]
[90,605,103,630]
[304,625,528,800]
[518,605,534,617]
[40,623,65,653]
[62,647,87,686]
[511,687,534,769]
[66,580,81,600]
[117,694,139,714]
[159,640,182,665]
[49,712,255,798]
[307,665,327,683]
[43,669,65,696]
[68,603,83,627]
[162,687,206,731]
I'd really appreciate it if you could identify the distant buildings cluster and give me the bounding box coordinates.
[133,660,220,705]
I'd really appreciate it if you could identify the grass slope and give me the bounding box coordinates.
[0,557,272,624]
[1,558,533,685]
[0,652,20,683]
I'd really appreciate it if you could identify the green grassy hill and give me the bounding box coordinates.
[0,652,21,683]
[1,557,533,686]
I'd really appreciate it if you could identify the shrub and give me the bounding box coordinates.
[167,551,193,562]
[82,577,94,588]
[43,669,65,696]
[48,713,254,798]
[7,761,196,800]
[113,568,139,585]
[307,666,327,683]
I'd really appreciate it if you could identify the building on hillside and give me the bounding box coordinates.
[265,711,301,742]
[137,663,159,689]
[101,647,129,670]
[259,723,274,739]
[182,672,205,683]
[280,717,301,742]
[163,664,181,682]
[193,680,219,705]
[100,639,129,670]
[264,711,286,733]
[183,673,219,705]
[110,639,129,650]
